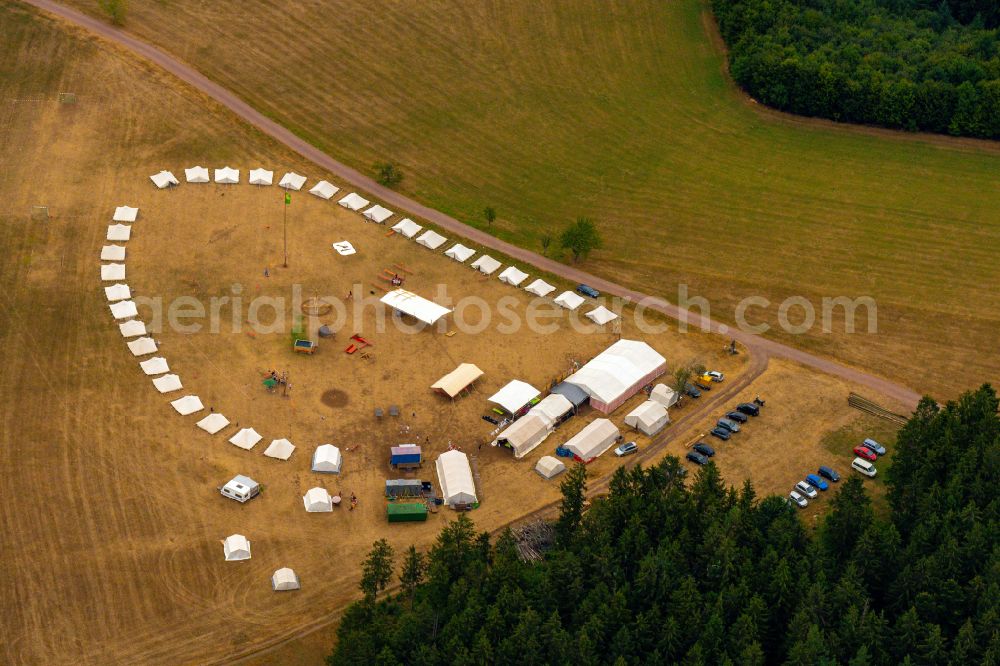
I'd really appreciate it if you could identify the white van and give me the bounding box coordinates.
[221,474,260,503]
[851,457,877,477]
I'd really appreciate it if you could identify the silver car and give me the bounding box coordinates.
[795,481,818,499]
[863,438,886,455]
[789,491,808,508]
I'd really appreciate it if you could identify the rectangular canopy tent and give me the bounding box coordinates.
[650,383,679,409]
[185,166,210,183]
[104,283,131,302]
[119,319,146,338]
[100,245,126,261]
[109,300,138,320]
[624,400,670,436]
[139,356,169,375]
[445,244,475,263]
[380,288,452,326]
[563,418,620,462]
[554,291,585,310]
[436,450,478,507]
[564,339,667,413]
[525,279,556,297]
[471,255,502,275]
[309,180,339,199]
[338,192,369,211]
[431,363,484,398]
[498,266,529,286]
[248,168,274,185]
[101,264,125,281]
[362,205,393,223]
[535,455,567,479]
[150,171,179,189]
[415,230,447,250]
[488,380,540,415]
[278,172,307,190]
[214,167,240,184]
[113,206,138,222]
[106,224,131,242]
[127,337,157,356]
[528,393,574,428]
[391,218,422,238]
[586,306,618,325]
[152,374,182,393]
[494,413,550,459]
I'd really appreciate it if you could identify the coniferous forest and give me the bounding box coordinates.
[711,0,1000,138]
[329,385,999,665]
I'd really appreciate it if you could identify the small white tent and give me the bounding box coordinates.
[311,444,342,473]
[127,337,157,356]
[392,218,422,238]
[535,456,567,479]
[624,400,669,436]
[362,205,393,224]
[264,438,296,460]
[104,283,131,302]
[471,255,502,275]
[139,357,169,375]
[338,192,369,211]
[113,206,138,222]
[272,568,301,591]
[152,374,182,393]
[649,383,679,409]
[525,279,556,297]
[415,230,447,250]
[109,300,138,320]
[554,291,585,310]
[488,380,540,414]
[563,418,620,462]
[223,534,251,561]
[214,167,240,184]
[171,395,204,416]
[119,320,146,338]
[445,244,475,263]
[248,168,274,186]
[150,170,179,189]
[100,245,126,261]
[278,172,307,190]
[196,412,230,434]
[229,427,262,450]
[309,180,339,200]
[302,487,333,512]
[106,224,131,242]
[436,450,477,507]
[101,264,125,281]
[586,306,618,325]
[498,266,529,286]
[185,166,210,183]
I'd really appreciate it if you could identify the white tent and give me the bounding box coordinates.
[101,263,125,281]
[624,400,670,436]
[279,172,307,190]
[171,395,204,416]
[415,230,447,250]
[535,456,567,479]
[106,224,131,242]
[431,363,484,398]
[392,218,422,238]
[264,438,295,460]
[649,383,679,409]
[223,534,251,561]
[229,428,262,450]
[498,266,529,286]
[302,487,333,512]
[152,374,182,393]
[331,241,356,256]
[196,412,230,434]
[338,192,369,211]
[436,450,478,507]
[214,167,240,184]
[150,170,179,189]
[494,414,549,459]
[185,166,210,183]
[139,356,169,375]
[362,205,393,224]
[380,288,452,326]
[248,168,274,186]
[525,279,556,297]
[119,320,146,338]
[109,300,138,320]
[312,444,342,473]
[565,340,668,413]
[554,291,585,310]
[488,380,540,414]
[272,568,301,591]
[100,245,126,261]
[471,255,502,275]
[528,393,574,428]
[445,244,475,263]
[127,337,157,356]
[586,306,618,325]
[113,206,138,222]
[309,180,339,200]
[563,418,620,462]
[104,283,131,302]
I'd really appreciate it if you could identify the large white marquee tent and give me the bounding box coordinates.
[436,450,477,507]
[380,288,452,326]
[563,418,620,462]
[564,339,667,413]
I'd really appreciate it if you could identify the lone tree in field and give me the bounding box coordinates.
[560,217,603,262]
[484,206,496,228]
[360,539,394,602]
[541,233,552,255]
[672,365,692,396]
[100,0,127,25]
[374,162,403,188]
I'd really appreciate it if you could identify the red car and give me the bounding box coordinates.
[853,445,877,462]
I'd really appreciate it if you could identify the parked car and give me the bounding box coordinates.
[789,491,808,508]
[686,451,709,465]
[736,403,760,417]
[805,473,829,491]
[851,457,877,477]
[614,441,639,457]
[710,427,731,441]
[685,384,702,398]
[576,284,600,298]
[717,418,741,433]
[694,380,712,391]
[818,465,841,482]
[794,481,818,499]
[693,442,715,457]
[725,411,748,423]
[707,371,724,382]
[863,438,886,456]
[853,445,877,462]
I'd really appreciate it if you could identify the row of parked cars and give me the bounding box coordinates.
[788,466,841,507]
[686,400,762,465]
[850,438,885,477]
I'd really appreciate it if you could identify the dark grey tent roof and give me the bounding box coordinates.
[550,382,589,408]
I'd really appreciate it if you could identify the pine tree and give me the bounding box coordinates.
[360,539,395,602]
[399,545,426,606]
[556,463,587,546]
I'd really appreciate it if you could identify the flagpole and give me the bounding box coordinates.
[283,191,289,267]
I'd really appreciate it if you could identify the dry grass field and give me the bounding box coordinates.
[0,4,929,665]
[57,0,1000,398]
